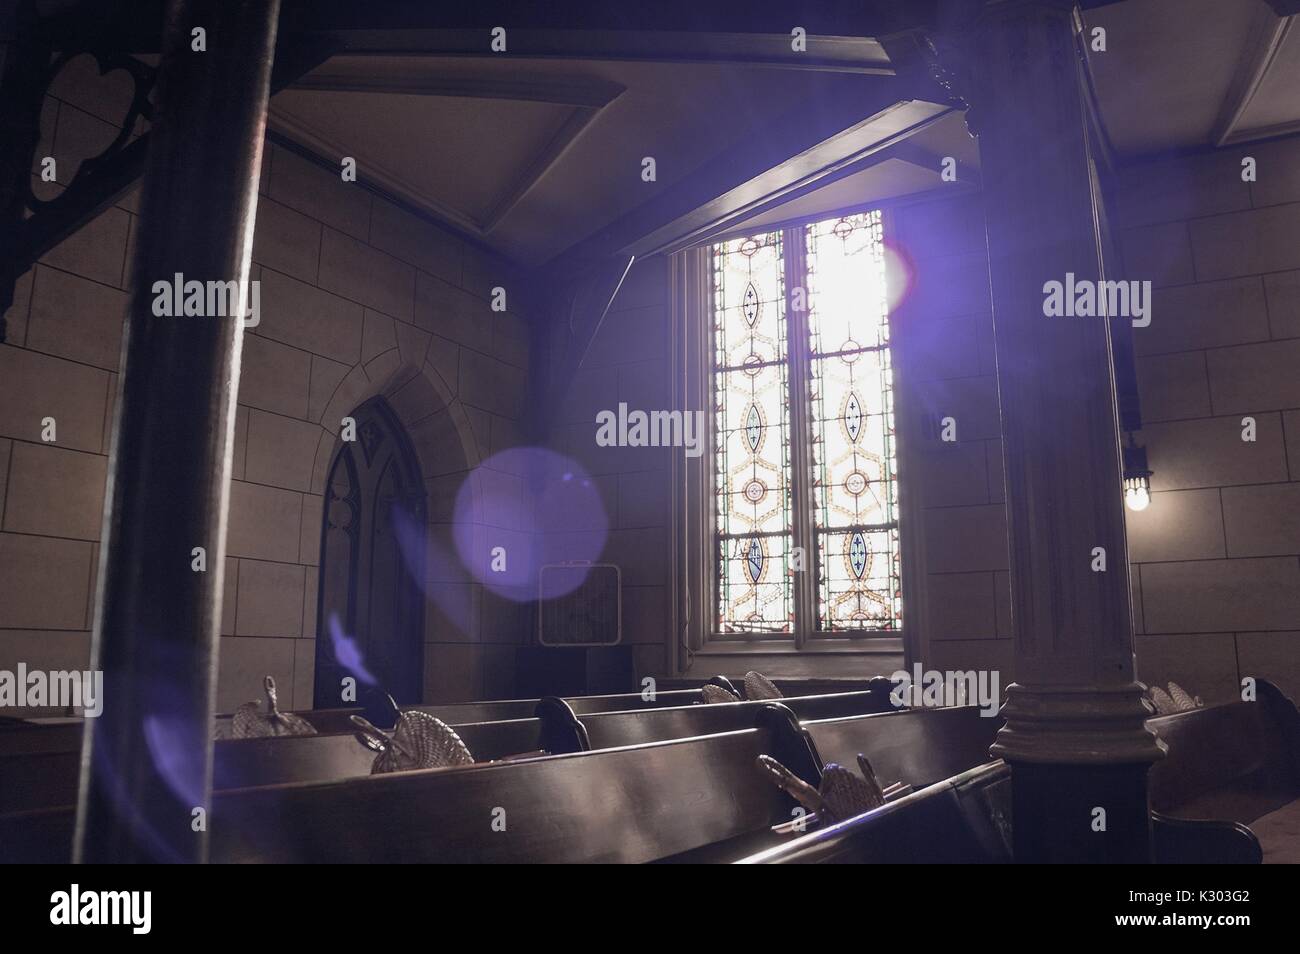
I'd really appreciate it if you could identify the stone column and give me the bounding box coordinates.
[74,0,280,863]
[967,0,1165,862]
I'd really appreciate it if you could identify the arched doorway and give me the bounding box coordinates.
[315,396,426,709]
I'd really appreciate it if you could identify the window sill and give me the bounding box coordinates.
[695,636,903,656]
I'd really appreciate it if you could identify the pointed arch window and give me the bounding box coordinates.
[709,209,901,638]
[315,396,426,707]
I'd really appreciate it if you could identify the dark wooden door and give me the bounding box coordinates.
[315,397,426,708]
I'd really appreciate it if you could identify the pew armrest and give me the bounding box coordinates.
[1151,811,1262,864]
[534,697,589,754]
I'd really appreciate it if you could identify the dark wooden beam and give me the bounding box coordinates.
[74,0,281,865]
[39,1,931,58]
[289,67,626,107]
[290,29,891,73]
[280,0,928,35]
[37,0,1133,61]
[547,81,950,273]
[652,113,966,251]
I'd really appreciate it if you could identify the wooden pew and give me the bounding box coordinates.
[0,696,894,868]
[0,716,544,815]
[735,761,1014,864]
[744,685,1299,866]
[679,702,1003,862]
[212,689,711,735]
[203,701,997,864]
[0,691,891,818]
[0,721,86,757]
[207,674,855,734]
[1,678,895,762]
[1147,680,1300,864]
[0,684,728,755]
[208,717,545,790]
[419,688,710,721]
[799,704,1002,790]
[2,700,993,864]
[0,725,803,863]
[0,694,693,758]
[1,687,896,818]
[542,688,902,755]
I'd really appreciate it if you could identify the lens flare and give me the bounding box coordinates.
[452,447,608,601]
[327,612,378,685]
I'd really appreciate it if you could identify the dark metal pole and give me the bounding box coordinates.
[74,0,280,864]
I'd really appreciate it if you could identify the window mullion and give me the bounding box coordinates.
[783,226,817,647]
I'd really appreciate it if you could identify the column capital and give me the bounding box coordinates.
[901,0,1084,137]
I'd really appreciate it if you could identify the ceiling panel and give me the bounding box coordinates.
[1086,0,1263,155]
[265,1,1296,270]
[273,56,892,265]
[1224,17,1300,142]
[270,88,580,235]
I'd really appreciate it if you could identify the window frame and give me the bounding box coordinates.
[670,205,924,663]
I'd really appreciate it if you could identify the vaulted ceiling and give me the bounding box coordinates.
[264,0,1300,269]
[1087,0,1300,154]
[268,57,926,267]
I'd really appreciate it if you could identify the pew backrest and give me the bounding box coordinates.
[2,725,801,863]
[232,690,707,732]
[208,727,796,864]
[569,690,899,755]
[1147,682,1300,825]
[800,705,1000,789]
[1,700,983,864]
[735,761,1013,864]
[0,716,544,814]
[2,690,712,756]
[0,721,82,757]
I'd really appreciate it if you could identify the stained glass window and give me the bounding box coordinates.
[709,210,901,636]
[711,231,794,633]
[806,211,900,631]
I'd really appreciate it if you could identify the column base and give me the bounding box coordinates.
[992,682,1166,863]
[991,681,1166,764]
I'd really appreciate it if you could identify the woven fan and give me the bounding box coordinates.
[352,710,474,774]
[701,683,740,704]
[819,763,887,820]
[743,671,783,701]
[1149,685,1179,715]
[231,676,317,739]
[756,754,888,824]
[1166,682,1203,712]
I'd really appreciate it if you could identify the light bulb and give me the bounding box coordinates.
[1124,482,1150,512]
